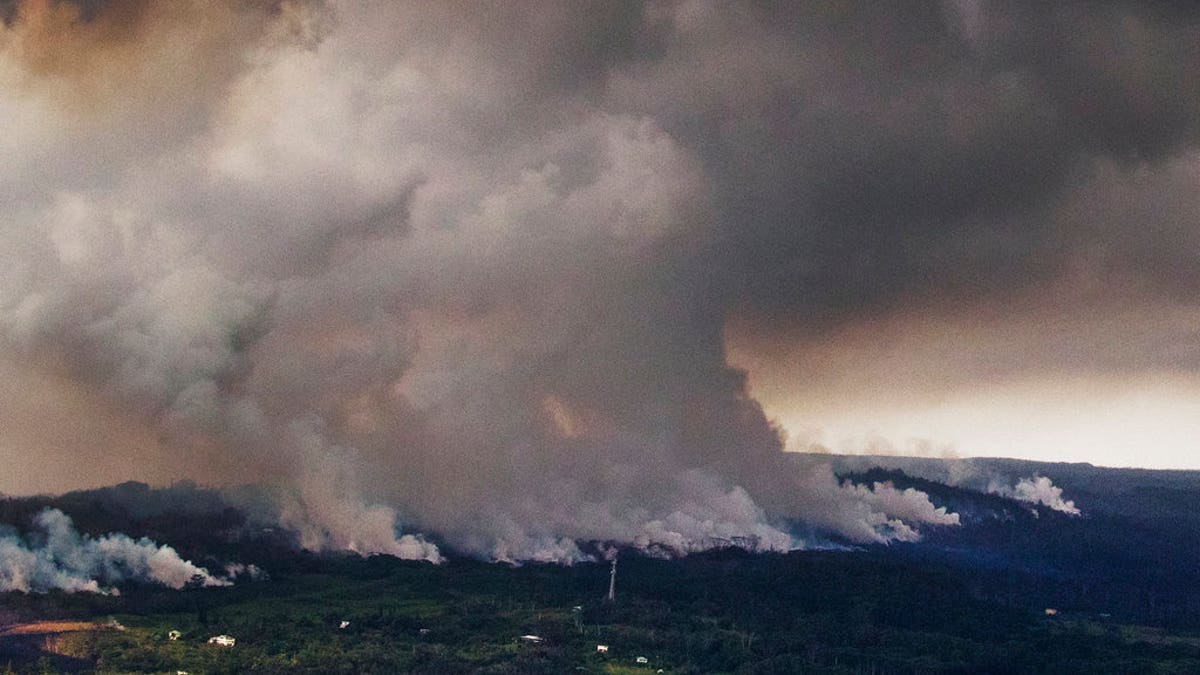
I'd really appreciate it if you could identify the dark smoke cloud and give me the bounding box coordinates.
[636,1,1200,336]
[1,1,1194,559]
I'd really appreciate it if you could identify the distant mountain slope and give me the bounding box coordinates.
[792,452,1200,528]
[790,453,1200,628]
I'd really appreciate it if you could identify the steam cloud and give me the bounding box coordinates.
[0,509,228,593]
[26,1,1200,560]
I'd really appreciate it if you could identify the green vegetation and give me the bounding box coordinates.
[3,550,1199,673]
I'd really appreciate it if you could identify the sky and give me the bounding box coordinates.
[0,0,1198,558]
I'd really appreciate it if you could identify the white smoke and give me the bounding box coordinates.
[223,562,265,580]
[0,509,229,594]
[275,421,443,563]
[790,465,960,544]
[850,480,962,539]
[447,471,800,564]
[631,484,797,556]
[809,454,1084,518]
[994,475,1082,515]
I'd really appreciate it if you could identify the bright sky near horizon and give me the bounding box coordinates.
[750,374,1200,470]
[728,295,1200,471]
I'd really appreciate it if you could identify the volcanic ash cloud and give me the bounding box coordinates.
[0,1,1000,562]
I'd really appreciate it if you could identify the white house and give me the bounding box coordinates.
[596,644,609,653]
[635,656,649,664]
[207,635,236,647]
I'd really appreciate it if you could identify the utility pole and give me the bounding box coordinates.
[607,556,617,602]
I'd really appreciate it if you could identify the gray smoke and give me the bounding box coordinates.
[36,1,1200,560]
[0,509,228,593]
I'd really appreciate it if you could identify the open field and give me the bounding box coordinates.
[0,623,100,638]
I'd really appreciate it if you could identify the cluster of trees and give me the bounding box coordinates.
[3,549,1199,673]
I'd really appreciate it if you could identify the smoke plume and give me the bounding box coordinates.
[994,476,1082,516]
[814,454,1084,518]
[0,508,228,593]
[21,1,1200,561]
